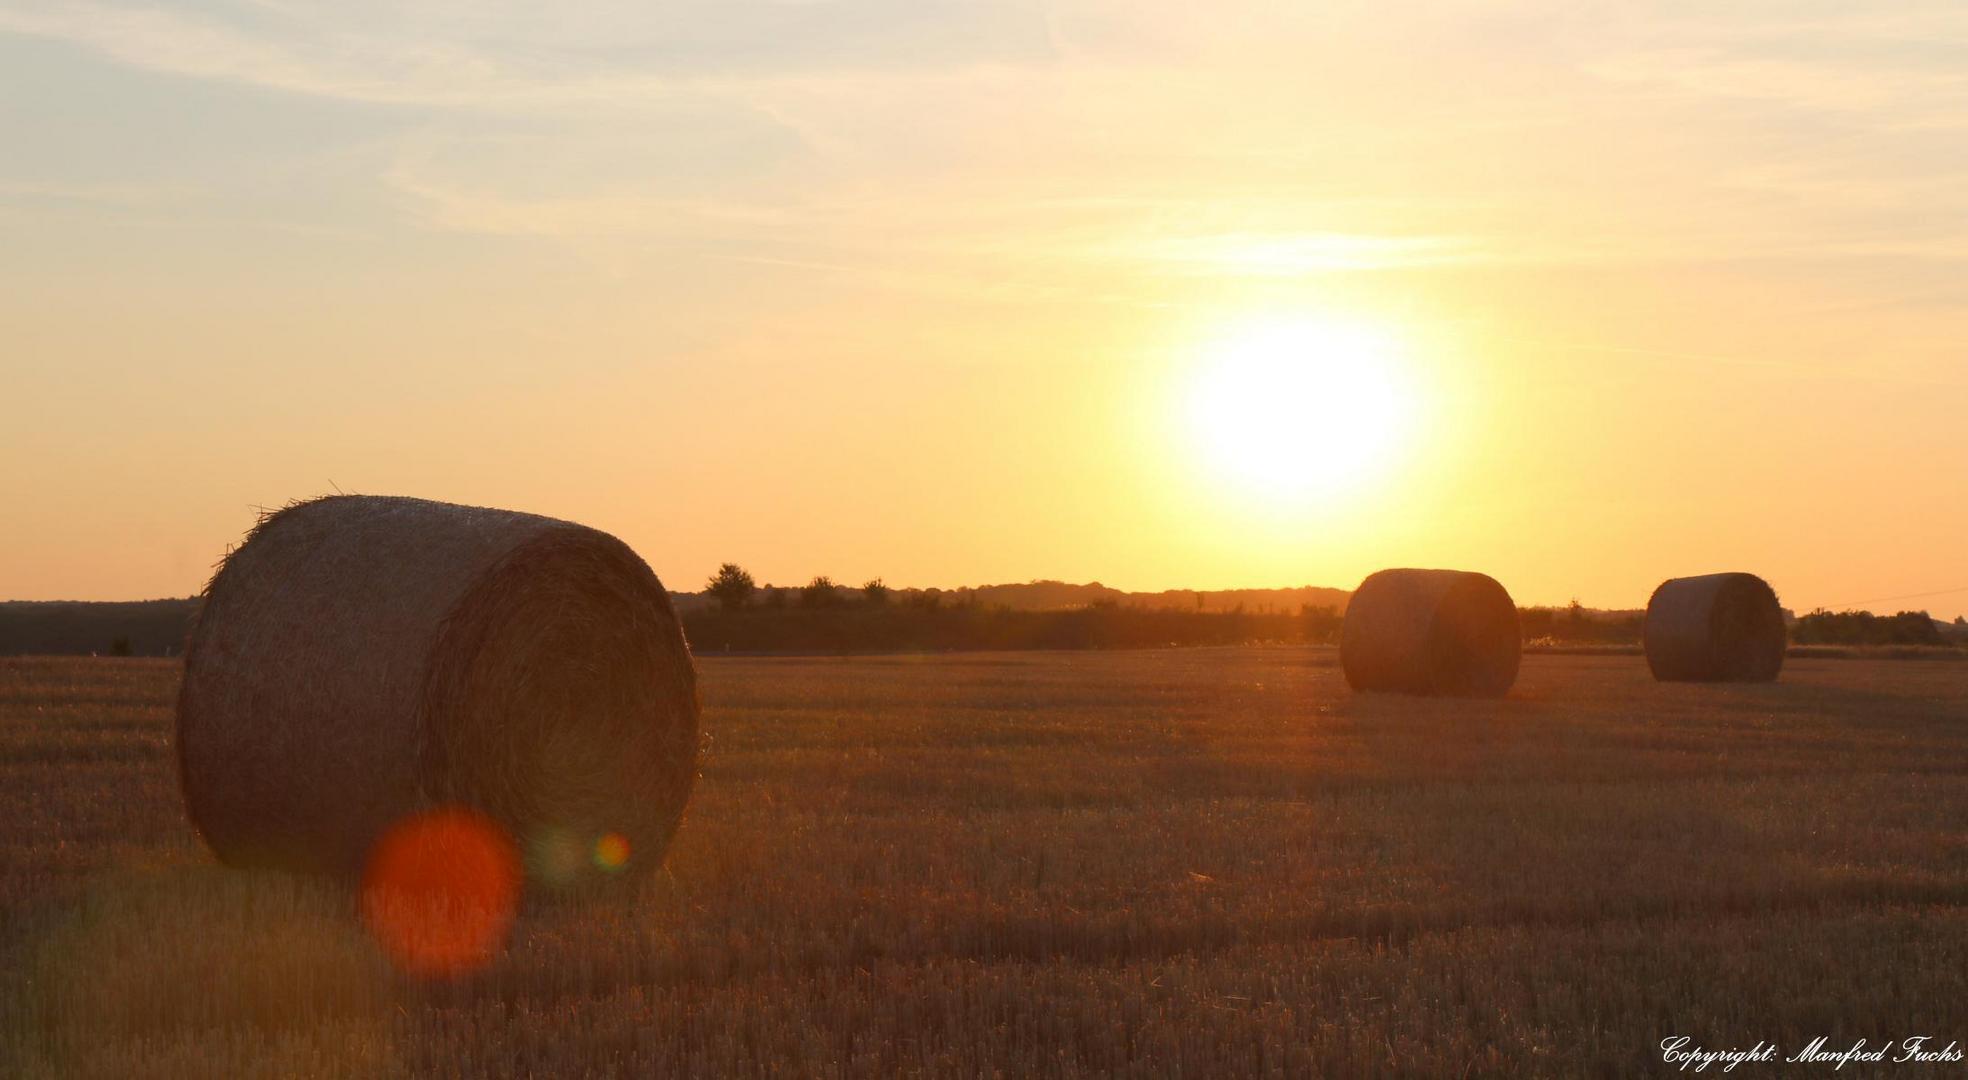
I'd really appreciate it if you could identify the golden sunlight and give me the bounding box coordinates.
[1184,315,1415,506]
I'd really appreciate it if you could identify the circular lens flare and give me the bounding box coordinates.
[360,807,520,978]
[593,832,630,872]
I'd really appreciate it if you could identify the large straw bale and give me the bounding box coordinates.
[177,495,697,886]
[1341,568,1520,696]
[1644,572,1786,682]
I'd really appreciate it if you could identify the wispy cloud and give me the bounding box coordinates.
[1587,48,1968,125]
[0,177,189,205]
[0,2,681,106]
[8,0,1968,282]
[0,0,1061,107]
[1126,232,1484,274]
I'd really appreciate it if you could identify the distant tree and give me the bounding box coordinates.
[800,576,839,608]
[1891,610,1945,645]
[912,588,943,612]
[1793,608,1944,646]
[1300,604,1342,642]
[862,578,890,605]
[706,563,757,612]
[763,585,787,609]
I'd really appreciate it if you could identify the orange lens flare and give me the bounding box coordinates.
[593,832,630,871]
[360,807,520,978]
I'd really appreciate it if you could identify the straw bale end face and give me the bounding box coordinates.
[1341,569,1521,697]
[175,495,699,891]
[1644,572,1785,682]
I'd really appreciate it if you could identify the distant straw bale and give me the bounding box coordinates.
[1644,572,1786,683]
[176,495,698,888]
[1341,569,1521,697]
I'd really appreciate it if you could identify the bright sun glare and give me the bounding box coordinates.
[1186,316,1414,505]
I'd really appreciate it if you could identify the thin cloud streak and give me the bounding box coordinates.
[9,0,1968,278]
[0,2,686,107]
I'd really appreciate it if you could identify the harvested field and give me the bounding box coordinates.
[3,649,1966,1077]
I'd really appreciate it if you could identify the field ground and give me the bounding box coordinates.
[3,649,1967,1077]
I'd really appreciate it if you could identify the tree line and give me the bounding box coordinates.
[1791,608,1959,646]
[2,572,1963,656]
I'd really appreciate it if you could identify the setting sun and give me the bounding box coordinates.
[1185,317,1415,506]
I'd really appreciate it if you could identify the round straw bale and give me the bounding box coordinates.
[177,495,698,887]
[1340,569,1521,696]
[1643,572,1785,682]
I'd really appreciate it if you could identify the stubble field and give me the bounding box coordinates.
[2,648,1966,1077]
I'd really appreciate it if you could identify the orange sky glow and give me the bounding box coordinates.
[3,3,1966,616]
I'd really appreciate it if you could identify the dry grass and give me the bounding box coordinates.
[3,650,1967,1077]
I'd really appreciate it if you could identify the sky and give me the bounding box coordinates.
[3,1,1966,615]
